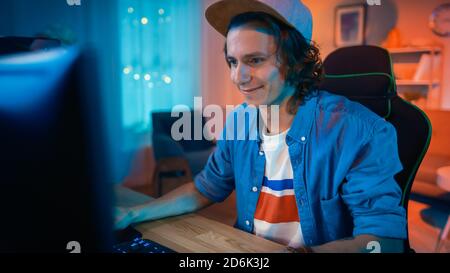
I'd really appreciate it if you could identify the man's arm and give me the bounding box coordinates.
[300,120,406,253]
[304,235,404,253]
[115,182,214,230]
[115,122,235,230]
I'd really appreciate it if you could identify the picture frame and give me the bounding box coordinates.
[335,4,366,47]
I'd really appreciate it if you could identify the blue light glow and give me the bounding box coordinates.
[0,47,79,114]
[118,0,201,135]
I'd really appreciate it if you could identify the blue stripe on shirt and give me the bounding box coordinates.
[262,176,294,191]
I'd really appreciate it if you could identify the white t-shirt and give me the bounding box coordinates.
[253,129,305,248]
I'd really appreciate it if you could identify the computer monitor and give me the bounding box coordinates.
[0,39,114,252]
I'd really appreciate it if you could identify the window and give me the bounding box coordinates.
[118,0,201,146]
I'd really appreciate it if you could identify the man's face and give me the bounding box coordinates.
[226,25,292,107]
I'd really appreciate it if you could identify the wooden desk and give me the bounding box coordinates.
[115,185,285,253]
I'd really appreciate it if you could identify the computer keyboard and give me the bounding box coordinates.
[113,237,176,253]
[113,226,176,253]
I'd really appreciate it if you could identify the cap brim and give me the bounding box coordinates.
[205,0,294,37]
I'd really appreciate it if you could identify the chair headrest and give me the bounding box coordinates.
[319,45,396,118]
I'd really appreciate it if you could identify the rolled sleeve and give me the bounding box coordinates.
[342,119,407,239]
[194,137,235,203]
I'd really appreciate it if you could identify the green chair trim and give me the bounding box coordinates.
[399,99,432,207]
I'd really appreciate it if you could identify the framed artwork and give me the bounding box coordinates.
[335,4,366,47]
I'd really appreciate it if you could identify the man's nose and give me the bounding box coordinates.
[232,64,251,86]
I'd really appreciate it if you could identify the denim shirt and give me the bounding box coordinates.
[194,90,407,247]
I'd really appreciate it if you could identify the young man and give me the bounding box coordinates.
[115,0,406,253]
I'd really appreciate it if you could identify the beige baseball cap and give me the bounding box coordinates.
[205,0,313,41]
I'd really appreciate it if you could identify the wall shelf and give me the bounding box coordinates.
[396,80,440,86]
[387,47,442,54]
[387,46,444,109]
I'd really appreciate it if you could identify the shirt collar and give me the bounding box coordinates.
[286,92,319,146]
[252,91,319,145]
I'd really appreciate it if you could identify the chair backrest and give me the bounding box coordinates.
[151,111,215,159]
[319,45,432,251]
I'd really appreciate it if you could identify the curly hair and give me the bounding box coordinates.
[224,12,323,114]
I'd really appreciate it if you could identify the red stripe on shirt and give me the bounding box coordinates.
[254,191,299,223]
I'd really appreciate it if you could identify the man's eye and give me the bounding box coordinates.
[248,57,265,65]
[228,59,237,67]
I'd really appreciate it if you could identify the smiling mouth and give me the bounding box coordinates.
[240,86,264,93]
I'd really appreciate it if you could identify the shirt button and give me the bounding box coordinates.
[252,186,258,192]
[259,151,264,156]
[245,220,250,226]
[301,136,306,142]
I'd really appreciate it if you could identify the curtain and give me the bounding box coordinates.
[118,0,202,149]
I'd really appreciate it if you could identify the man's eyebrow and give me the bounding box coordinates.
[226,52,270,59]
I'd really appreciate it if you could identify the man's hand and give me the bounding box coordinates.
[277,235,402,253]
[114,206,135,230]
[308,235,404,253]
[284,246,312,253]
[274,246,312,253]
[113,182,213,231]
